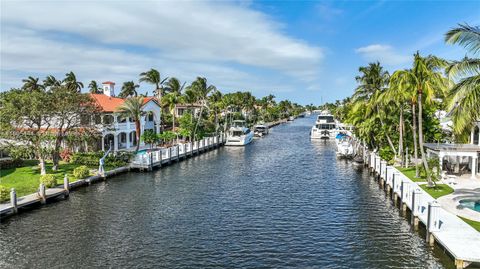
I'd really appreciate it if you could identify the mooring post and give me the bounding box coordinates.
[400,180,407,213]
[426,201,440,246]
[39,183,46,204]
[411,189,421,229]
[392,173,398,204]
[63,174,70,197]
[176,145,180,161]
[10,188,17,213]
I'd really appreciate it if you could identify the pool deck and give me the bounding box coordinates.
[366,152,480,269]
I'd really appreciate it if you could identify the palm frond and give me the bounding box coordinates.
[445,23,480,54]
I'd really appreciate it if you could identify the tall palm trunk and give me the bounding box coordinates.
[398,108,404,166]
[417,91,432,186]
[193,103,204,139]
[135,120,141,152]
[412,102,419,177]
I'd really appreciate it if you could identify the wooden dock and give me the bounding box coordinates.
[364,149,480,268]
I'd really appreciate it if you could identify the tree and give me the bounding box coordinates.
[63,71,84,92]
[119,81,140,98]
[139,68,168,99]
[353,62,396,155]
[22,76,44,92]
[0,89,53,175]
[49,85,100,170]
[445,24,480,135]
[186,77,217,139]
[88,80,102,94]
[116,97,145,152]
[43,75,61,89]
[393,53,449,186]
[141,129,159,149]
[162,77,185,133]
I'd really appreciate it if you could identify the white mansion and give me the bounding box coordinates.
[91,81,161,152]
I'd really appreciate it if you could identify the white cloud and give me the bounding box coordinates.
[0,0,323,93]
[355,44,410,65]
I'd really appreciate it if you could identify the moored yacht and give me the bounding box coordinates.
[310,111,337,139]
[226,120,254,146]
[253,123,269,137]
[335,132,355,158]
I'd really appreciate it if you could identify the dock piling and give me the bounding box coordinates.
[63,174,69,197]
[10,188,17,213]
[39,183,46,204]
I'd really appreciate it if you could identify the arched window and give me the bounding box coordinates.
[118,132,127,149]
[103,134,114,150]
[117,115,127,123]
[130,131,137,146]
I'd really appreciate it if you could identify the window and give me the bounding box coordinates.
[103,115,114,124]
[80,114,90,125]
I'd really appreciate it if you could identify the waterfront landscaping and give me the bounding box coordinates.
[0,159,119,199]
[419,184,454,199]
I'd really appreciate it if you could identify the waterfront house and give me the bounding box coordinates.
[90,81,161,152]
[425,120,480,180]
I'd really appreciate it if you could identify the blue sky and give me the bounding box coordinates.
[1,0,478,105]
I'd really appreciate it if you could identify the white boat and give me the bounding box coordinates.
[225,120,254,146]
[335,133,355,158]
[253,124,269,137]
[288,116,295,121]
[310,111,337,139]
[310,111,353,139]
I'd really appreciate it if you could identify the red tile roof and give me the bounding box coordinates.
[90,94,159,112]
[102,81,115,85]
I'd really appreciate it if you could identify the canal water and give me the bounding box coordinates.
[0,117,452,268]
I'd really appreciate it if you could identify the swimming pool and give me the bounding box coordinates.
[459,199,480,212]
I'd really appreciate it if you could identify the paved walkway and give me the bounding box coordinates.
[437,175,480,222]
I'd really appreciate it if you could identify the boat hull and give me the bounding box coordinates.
[225,133,254,146]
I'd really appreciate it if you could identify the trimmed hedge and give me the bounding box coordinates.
[0,185,9,202]
[0,159,24,170]
[40,174,57,188]
[73,165,90,179]
[70,152,131,168]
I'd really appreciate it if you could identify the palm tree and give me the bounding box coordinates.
[21,76,44,92]
[394,53,449,186]
[353,62,396,154]
[162,77,185,133]
[116,97,145,152]
[63,71,83,92]
[88,80,102,94]
[186,77,217,139]
[119,81,140,98]
[445,24,480,135]
[139,69,168,99]
[43,75,61,89]
[387,72,415,166]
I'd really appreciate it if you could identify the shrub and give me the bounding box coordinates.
[40,174,57,188]
[0,185,10,202]
[73,165,90,179]
[0,158,24,170]
[71,152,132,168]
[60,148,73,162]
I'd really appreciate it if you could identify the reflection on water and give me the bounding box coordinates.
[0,117,453,268]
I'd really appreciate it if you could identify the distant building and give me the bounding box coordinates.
[174,103,202,118]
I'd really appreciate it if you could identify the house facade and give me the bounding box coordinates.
[90,82,161,152]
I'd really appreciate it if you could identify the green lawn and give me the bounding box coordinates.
[420,184,454,199]
[396,167,427,182]
[460,217,480,232]
[0,160,115,198]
